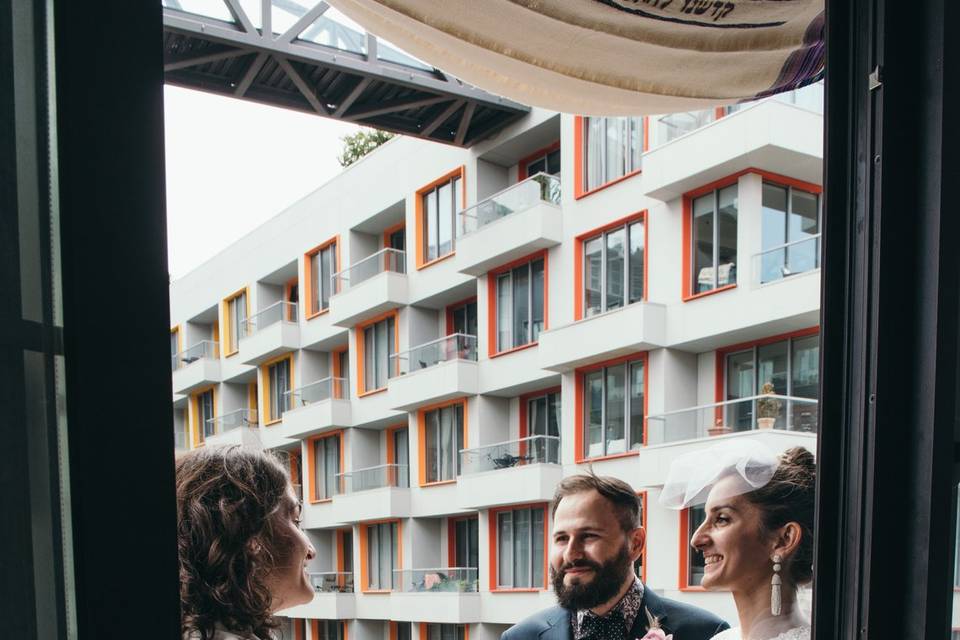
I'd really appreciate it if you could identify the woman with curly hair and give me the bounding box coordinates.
[176,445,316,640]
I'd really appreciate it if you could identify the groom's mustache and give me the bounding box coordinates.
[558,559,602,575]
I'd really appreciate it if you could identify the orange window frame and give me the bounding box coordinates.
[636,490,648,584]
[358,519,403,593]
[289,450,301,485]
[417,398,468,487]
[306,430,345,503]
[303,236,340,320]
[284,276,299,322]
[354,309,400,397]
[414,166,466,270]
[714,326,821,403]
[383,221,406,248]
[293,619,305,640]
[572,211,647,321]
[220,286,250,357]
[310,621,347,640]
[681,168,822,302]
[573,116,646,200]
[486,250,549,358]
[189,385,217,448]
[678,506,707,591]
[517,140,561,181]
[331,346,349,400]
[336,527,352,589]
[445,295,478,336]
[517,385,562,458]
[488,502,550,592]
[259,352,295,426]
[573,352,649,464]
[447,514,479,568]
[247,381,258,421]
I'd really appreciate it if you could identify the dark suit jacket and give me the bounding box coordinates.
[501,588,729,640]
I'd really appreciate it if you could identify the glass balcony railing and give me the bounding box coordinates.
[307,571,355,594]
[390,333,477,376]
[332,247,406,292]
[284,377,347,408]
[646,394,819,445]
[206,408,258,435]
[336,463,409,493]
[459,435,560,475]
[457,172,561,237]
[753,235,821,285]
[392,568,479,593]
[240,301,296,339]
[172,340,219,370]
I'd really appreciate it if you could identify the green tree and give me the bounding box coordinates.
[337,128,395,167]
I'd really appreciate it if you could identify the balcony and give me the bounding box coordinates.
[538,303,667,372]
[204,409,261,447]
[457,435,563,510]
[276,377,351,440]
[646,394,818,443]
[331,464,410,523]
[238,301,300,366]
[281,572,355,619]
[387,334,479,411]
[752,235,821,287]
[328,248,408,328]
[171,341,220,394]
[390,568,480,623]
[455,173,563,276]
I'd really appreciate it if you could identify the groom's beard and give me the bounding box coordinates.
[552,543,632,610]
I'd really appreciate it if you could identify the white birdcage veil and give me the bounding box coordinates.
[658,440,781,509]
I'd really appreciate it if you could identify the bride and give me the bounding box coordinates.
[661,442,816,640]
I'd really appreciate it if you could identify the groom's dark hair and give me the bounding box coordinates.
[551,471,641,533]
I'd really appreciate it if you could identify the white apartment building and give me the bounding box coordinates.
[169,86,824,640]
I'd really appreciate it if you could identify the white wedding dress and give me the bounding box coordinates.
[712,626,810,640]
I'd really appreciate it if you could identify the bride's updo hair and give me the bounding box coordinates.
[743,446,816,584]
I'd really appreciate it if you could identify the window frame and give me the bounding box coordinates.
[518,385,561,460]
[574,212,647,320]
[419,624,467,640]
[385,423,410,489]
[573,116,647,199]
[170,325,182,370]
[189,385,217,447]
[447,515,480,570]
[517,140,561,181]
[221,286,249,357]
[304,236,340,319]
[486,250,549,357]
[259,352,294,426]
[415,166,466,269]
[758,178,824,285]
[284,276,299,322]
[445,296,478,337]
[354,310,399,396]
[310,620,346,640]
[417,398,468,487]
[574,352,648,463]
[331,346,349,400]
[359,519,402,593]
[679,505,708,591]
[488,502,549,592]
[306,430,344,503]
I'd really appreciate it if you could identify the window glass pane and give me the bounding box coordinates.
[726,349,755,430]
[605,364,626,454]
[325,436,339,497]
[717,185,738,287]
[367,523,379,589]
[790,335,820,432]
[498,512,512,586]
[788,189,820,274]
[688,506,707,586]
[497,274,511,351]
[758,340,789,429]
[342,530,353,573]
[586,118,604,191]
[629,117,643,171]
[692,193,715,294]
[426,191,438,262]
[310,251,320,314]
[547,148,561,175]
[629,360,645,449]
[605,227,626,311]
[455,404,464,476]
[394,428,409,488]
[531,259,544,341]
[628,221,645,303]
[314,437,326,501]
[321,244,334,308]
[514,508,531,588]
[532,507,544,587]
[438,182,453,257]
[584,236,603,316]
[439,405,454,481]
[442,626,455,640]
[585,370,604,458]
[396,623,411,640]
[468,518,479,569]
[428,625,439,640]
[512,264,530,347]
[526,157,546,177]
[375,320,388,389]
[339,350,350,390]
[529,396,546,437]
[548,392,561,438]
[425,409,439,483]
[605,117,627,183]
[379,522,392,589]
[387,316,396,378]
[364,326,375,391]
[761,183,788,284]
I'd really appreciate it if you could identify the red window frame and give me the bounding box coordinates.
[304,236,340,319]
[487,502,550,592]
[486,250,549,358]
[573,116,647,200]
[573,211,647,321]
[517,140,560,181]
[306,430,345,504]
[415,166,466,270]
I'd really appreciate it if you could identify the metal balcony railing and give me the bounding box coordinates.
[392,568,479,593]
[240,301,296,339]
[459,435,560,475]
[307,571,355,594]
[336,464,409,493]
[172,340,219,370]
[390,333,477,376]
[753,235,821,285]
[284,377,347,409]
[457,172,560,237]
[332,247,406,292]
[205,408,258,435]
[646,394,819,445]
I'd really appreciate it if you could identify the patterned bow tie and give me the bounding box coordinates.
[579,612,627,640]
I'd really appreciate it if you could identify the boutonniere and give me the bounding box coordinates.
[638,607,673,640]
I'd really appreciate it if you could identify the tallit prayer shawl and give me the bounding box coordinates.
[327,0,824,115]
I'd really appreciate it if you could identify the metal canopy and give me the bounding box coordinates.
[162,0,530,147]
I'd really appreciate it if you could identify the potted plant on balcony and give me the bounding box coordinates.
[756,382,782,430]
[707,417,733,437]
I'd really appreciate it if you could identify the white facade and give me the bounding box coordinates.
[171,92,824,640]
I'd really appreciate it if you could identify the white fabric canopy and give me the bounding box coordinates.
[327,0,824,115]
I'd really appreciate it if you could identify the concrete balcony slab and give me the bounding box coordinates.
[238,321,299,366]
[204,426,262,449]
[280,593,356,620]
[172,358,221,395]
[302,498,345,530]
[278,399,353,440]
[455,201,562,276]
[387,360,478,412]
[457,463,563,510]
[332,486,411,523]
[390,592,481,624]
[538,303,667,373]
[328,271,408,328]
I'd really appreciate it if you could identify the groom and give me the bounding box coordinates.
[502,474,728,640]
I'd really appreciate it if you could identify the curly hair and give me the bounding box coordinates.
[743,446,816,585]
[176,445,294,640]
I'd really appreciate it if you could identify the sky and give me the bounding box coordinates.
[163,85,361,280]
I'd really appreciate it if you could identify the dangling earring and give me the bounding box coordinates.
[770,554,782,616]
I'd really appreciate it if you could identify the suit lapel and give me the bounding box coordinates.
[633,587,670,638]
[538,607,573,640]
